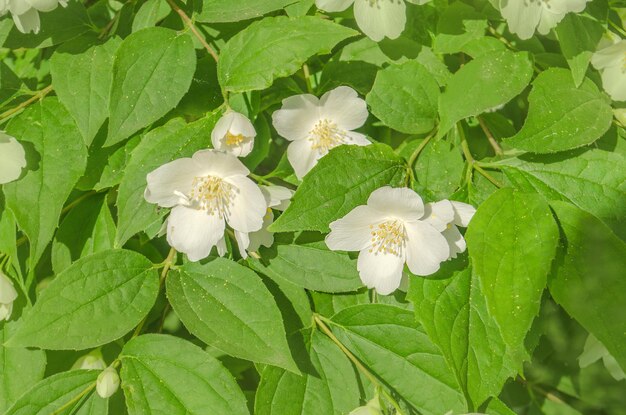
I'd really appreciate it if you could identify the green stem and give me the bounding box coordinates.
[51,383,96,415]
[405,129,436,186]
[0,85,53,122]
[249,173,273,186]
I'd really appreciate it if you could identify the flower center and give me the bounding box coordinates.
[225,131,246,146]
[309,119,347,153]
[189,175,237,217]
[369,220,407,256]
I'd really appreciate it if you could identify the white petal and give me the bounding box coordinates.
[357,248,404,295]
[12,8,40,34]
[600,65,626,101]
[0,133,26,185]
[450,201,476,227]
[404,221,450,276]
[579,334,607,368]
[326,205,383,252]
[344,131,371,146]
[542,0,588,14]
[353,0,407,42]
[224,175,267,233]
[191,149,250,177]
[96,368,120,399]
[287,138,321,180]
[166,205,225,262]
[235,230,250,259]
[536,8,569,35]
[316,0,354,12]
[0,303,13,321]
[216,236,227,257]
[25,0,58,12]
[261,185,294,211]
[8,0,31,15]
[211,111,256,157]
[319,86,368,131]
[248,210,275,252]
[442,225,466,259]
[421,200,455,232]
[603,354,626,381]
[499,0,541,40]
[144,158,198,208]
[591,41,626,70]
[0,273,18,304]
[367,186,425,221]
[272,94,321,141]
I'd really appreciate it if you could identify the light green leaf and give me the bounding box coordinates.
[503,68,612,153]
[255,330,360,415]
[549,202,626,373]
[0,62,21,106]
[433,19,488,55]
[498,149,626,239]
[166,259,298,372]
[408,259,521,408]
[107,27,196,146]
[270,144,407,233]
[438,50,533,135]
[120,334,248,415]
[4,370,98,415]
[555,14,604,87]
[0,325,46,413]
[50,35,121,146]
[196,0,298,22]
[2,98,87,267]
[74,394,108,415]
[7,249,159,350]
[465,188,559,359]
[132,0,171,31]
[248,243,363,293]
[218,16,357,92]
[115,115,217,247]
[413,131,465,200]
[329,304,466,415]
[366,60,439,134]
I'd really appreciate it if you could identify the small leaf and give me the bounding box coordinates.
[196,0,298,22]
[556,14,604,87]
[413,132,465,200]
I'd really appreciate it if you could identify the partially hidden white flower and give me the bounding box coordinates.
[96,367,120,399]
[325,186,452,295]
[499,0,590,40]
[422,200,475,259]
[71,349,107,371]
[144,149,267,261]
[272,86,370,180]
[0,131,26,185]
[349,397,383,415]
[0,271,18,321]
[0,0,68,34]
[247,185,294,253]
[316,0,429,42]
[591,39,626,101]
[579,334,626,381]
[211,110,256,157]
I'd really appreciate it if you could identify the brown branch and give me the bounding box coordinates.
[165,0,219,62]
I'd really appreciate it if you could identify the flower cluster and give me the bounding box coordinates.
[0,0,68,34]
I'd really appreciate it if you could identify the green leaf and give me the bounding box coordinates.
[503,68,613,153]
[408,259,521,408]
[0,325,46,413]
[0,62,21,106]
[498,149,626,239]
[218,16,357,92]
[255,330,360,415]
[107,27,196,146]
[166,259,298,372]
[115,115,218,247]
[555,14,604,87]
[270,144,407,233]
[248,243,363,293]
[7,249,159,350]
[366,60,439,134]
[132,0,171,31]
[4,370,98,415]
[120,334,248,415]
[196,0,298,22]
[465,188,559,359]
[549,202,626,373]
[74,394,108,415]
[50,35,121,146]
[413,132,465,200]
[329,304,466,415]
[2,98,87,266]
[438,50,533,135]
[51,194,116,274]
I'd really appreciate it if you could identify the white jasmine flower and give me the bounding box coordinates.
[0,271,18,321]
[499,0,590,40]
[325,186,450,295]
[71,349,107,371]
[0,132,26,185]
[349,398,383,415]
[316,0,429,42]
[96,367,120,398]
[0,0,68,34]
[145,149,266,261]
[248,185,294,252]
[591,39,626,101]
[579,334,626,381]
[272,86,370,179]
[422,200,475,259]
[211,110,256,157]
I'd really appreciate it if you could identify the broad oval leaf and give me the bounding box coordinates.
[166,259,298,372]
[7,249,159,350]
[196,0,298,22]
[503,68,613,153]
[465,188,559,359]
[120,334,248,415]
[555,14,604,87]
[270,144,407,233]
[107,27,196,146]
[218,16,357,92]
[366,60,439,134]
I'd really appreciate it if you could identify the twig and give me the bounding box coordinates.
[459,122,504,188]
[477,116,503,155]
[0,85,53,122]
[165,0,219,62]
